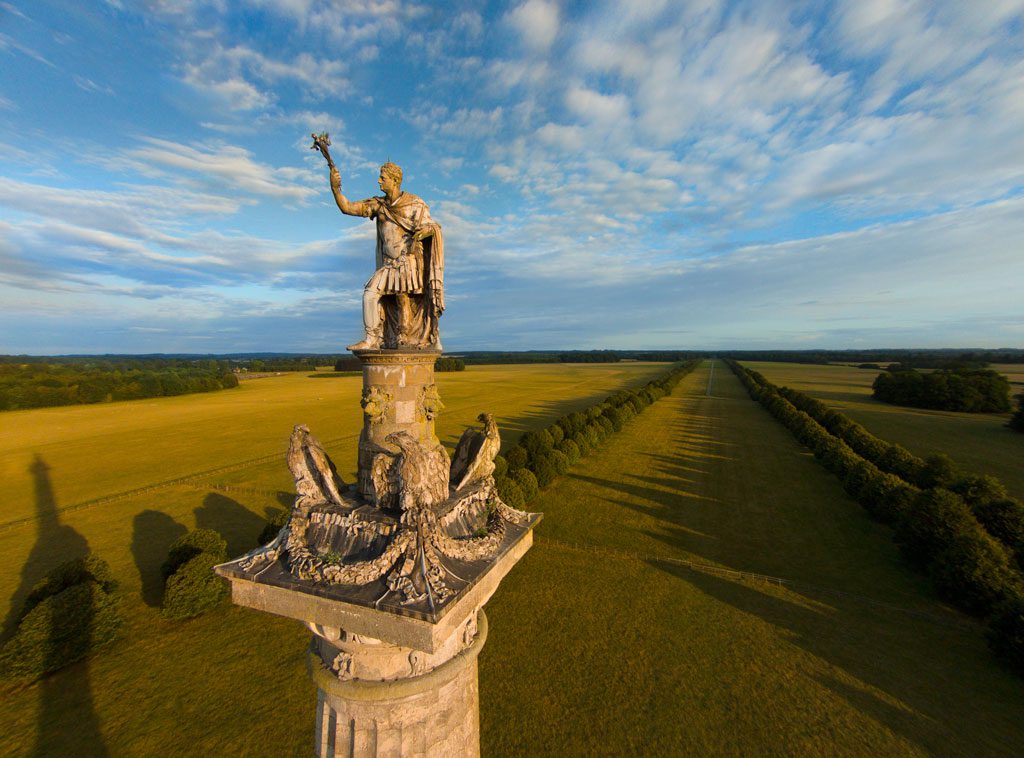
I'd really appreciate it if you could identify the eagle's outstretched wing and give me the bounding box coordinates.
[288,424,344,507]
[450,413,500,491]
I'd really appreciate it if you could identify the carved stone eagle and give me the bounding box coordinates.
[450,413,500,491]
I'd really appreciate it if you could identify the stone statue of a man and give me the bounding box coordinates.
[329,161,445,351]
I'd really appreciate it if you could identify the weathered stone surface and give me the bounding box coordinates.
[220,528,533,652]
[356,350,443,501]
[310,611,484,757]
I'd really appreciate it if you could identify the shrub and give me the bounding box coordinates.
[521,429,554,460]
[557,438,581,464]
[434,356,466,372]
[492,454,508,480]
[928,530,1020,616]
[162,528,227,581]
[514,468,539,502]
[504,445,528,472]
[1010,394,1024,433]
[878,443,924,483]
[988,595,1024,674]
[19,554,116,621]
[919,453,960,489]
[588,422,609,445]
[531,453,557,488]
[951,474,1009,508]
[162,552,230,621]
[895,488,974,567]
[258,508,290,545]
[596,416,614,436]
[559,411,588,438]
[603,406,625,432]
[495,476,526,510]
[974,499,1024,567]
[548,449,569,475]
[573,432,593,457]
[547,425,564,445]
[0,559,122,681]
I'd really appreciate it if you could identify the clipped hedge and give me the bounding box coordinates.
[772,381,1024,566]
[162,552,230,621]
[492,360,700,509]
[162,528,227,581]
[0,555,122,681]
[161,528,229,621]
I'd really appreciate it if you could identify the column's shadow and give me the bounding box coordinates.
[4,456,108,756]
[131,510,188,607]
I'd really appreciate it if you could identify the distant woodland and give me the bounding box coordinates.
[872,367,1012,413]
[0,357,239,411]
[4,348,1022,412]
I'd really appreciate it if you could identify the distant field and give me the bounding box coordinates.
[3,360,1022,755]
[746,361,1024,499]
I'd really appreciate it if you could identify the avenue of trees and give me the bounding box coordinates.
[872,367,1012,413]
[728,360,1024,675]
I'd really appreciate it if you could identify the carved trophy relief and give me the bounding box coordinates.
[420,383,444,422]
[361,386,392,423]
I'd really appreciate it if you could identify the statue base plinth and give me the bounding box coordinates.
[353,348,443,502]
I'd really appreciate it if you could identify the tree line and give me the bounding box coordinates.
[0,358,239,411]
[872,367,1012,413]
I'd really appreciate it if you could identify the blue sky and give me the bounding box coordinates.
[1,0,1022,354]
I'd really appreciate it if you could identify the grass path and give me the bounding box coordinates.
[481,360,1023,755]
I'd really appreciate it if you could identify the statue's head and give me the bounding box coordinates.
[379,162,403,194]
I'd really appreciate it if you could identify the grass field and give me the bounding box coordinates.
[745,361,1024,500]
[0,362,669,755]
[2,361,1022,755]
[480,360,1023,755]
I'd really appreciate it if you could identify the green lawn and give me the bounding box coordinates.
[0,362,668,755]
[745,361,1024,500]
[2,360,1021,755]
[482,361,1023,755]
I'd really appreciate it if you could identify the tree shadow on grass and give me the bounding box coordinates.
[194,492,268,558]
[131,510,187,607]
[4,456,107,756]
[650,560,1020,756]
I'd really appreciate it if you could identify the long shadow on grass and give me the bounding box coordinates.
[652,560,1019,754]
[131,510,187,607]
[5,456,107,755]
[195,492,268,558]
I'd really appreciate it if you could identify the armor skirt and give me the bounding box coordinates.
[366,254,423,295]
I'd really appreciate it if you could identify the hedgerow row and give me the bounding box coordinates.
[770,381,1024,570]
[725,360,1024,675]
[492,360,701,510]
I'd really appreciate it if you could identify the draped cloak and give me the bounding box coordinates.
[358,192,445,347]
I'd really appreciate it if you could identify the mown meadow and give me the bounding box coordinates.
[0,362,668,754]
[1,360,1022,754]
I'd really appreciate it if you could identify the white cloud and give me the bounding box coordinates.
[114,137,318,201]
[507,0,560,52]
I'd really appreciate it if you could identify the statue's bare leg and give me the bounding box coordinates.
[348,279,385,350]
